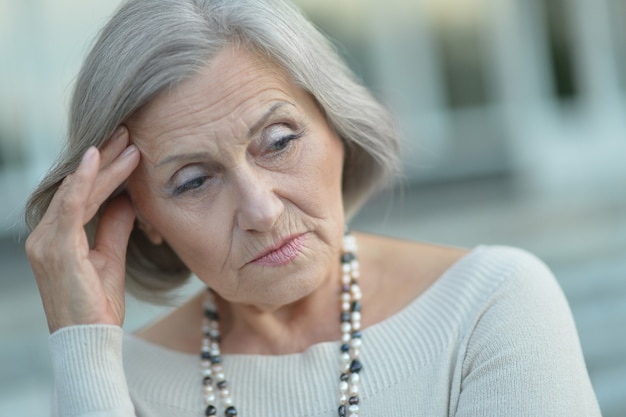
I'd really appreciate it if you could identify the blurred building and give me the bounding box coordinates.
[2,0,626,232]
[1,0,625,416]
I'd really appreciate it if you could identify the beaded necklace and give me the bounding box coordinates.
[200,233,363,417]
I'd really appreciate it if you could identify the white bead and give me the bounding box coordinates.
[202,368,212,377]
[339,394,347,403]
[342,274,351,285]
[341,352,351,363]
[350,384,359,395]
[205,393,215,403]
[341,322,351,333]
[351,348,360,358]
[350,338,362,348]
[219,388,230,398]
[342,302,351,312]
[342,264,351,273]
[352,269,360,278]
[223,397,233,406]
[350,284,360,295]
[349,404,360,413]
[351,312,361,322]
[204,385,214,393]
[353,291,362,301]
[339,381,349,392]
[351,260,358,269]
[215,372,225,381]
[342,333,351,343]
[352,321,361,331]
[343,235,356,251]
[341,293,351,303]
[350,373,360,384]
[341,362,350,372]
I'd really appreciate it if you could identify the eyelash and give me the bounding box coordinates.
[172,130,305,197]
[173,176,210,196]
[269,130,304,153]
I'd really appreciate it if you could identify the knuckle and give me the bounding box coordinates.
[59,193,83,217]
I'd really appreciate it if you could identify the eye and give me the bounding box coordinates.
[170,165,214,196]
[262,124,305,156]
[270,133,301,151]
[173,176,210,196]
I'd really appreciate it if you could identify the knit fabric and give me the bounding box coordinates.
[49,246,601,417]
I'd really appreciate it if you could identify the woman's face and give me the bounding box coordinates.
[126,46,345,308]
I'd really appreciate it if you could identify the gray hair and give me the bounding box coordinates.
[24,0,401,303]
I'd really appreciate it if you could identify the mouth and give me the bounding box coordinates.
[251,234,306,267]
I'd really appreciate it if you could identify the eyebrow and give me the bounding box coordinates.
[155,101,289,168]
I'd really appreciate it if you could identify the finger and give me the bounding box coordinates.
[98,126,130,170]
[42,147,101,233]
[92,193,136,278]
[83,144,140,223]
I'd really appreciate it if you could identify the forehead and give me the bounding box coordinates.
[130,46,302,139]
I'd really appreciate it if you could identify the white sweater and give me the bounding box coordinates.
[49,246,602,417]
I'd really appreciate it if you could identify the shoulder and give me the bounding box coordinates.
[358,232,560,327]
[447,246,601,415]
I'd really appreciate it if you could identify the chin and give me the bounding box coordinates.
[240,260,331,308]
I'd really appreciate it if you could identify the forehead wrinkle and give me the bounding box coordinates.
[128,47,306,171]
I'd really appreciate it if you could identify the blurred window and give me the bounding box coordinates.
[609,0,626,92]
[420,0,493,109]
[540,0,579,101]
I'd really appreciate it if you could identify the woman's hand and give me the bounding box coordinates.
[26,127,140,333]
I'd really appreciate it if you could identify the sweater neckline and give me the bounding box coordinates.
[126,245,485,360]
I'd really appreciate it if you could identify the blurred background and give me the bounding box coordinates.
[1,0,625,415]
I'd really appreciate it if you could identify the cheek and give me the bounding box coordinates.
[285,134,345,218]
[128,178,231,274]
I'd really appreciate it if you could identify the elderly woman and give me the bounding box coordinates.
[24,0,600,416]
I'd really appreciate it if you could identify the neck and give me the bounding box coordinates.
[213,270,342,355]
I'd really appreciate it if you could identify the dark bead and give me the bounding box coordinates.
[340,373,350,382]
[217,380,228,390]
[225,406,238,416]
[201,351,211,360]
[349,396,359,405]
[351,330,362,339]
[341,284,350,293]
[340,343,350,353]
[210,355,222,364]
[350,359,363,374]
[338,404,347,417]
[203,376,213,386]
[341,312,350,322]
[341,253,355,263]
[351,300,361,312]
[204,309,219,321]
[205,405,217,416]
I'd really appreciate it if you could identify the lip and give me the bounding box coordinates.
[251,234,306,266]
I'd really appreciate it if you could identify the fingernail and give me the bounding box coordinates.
[121,144,138,158]
[82,147,97,163]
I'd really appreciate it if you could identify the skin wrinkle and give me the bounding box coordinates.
[126,45,346,346]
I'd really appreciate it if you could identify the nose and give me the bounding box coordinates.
[233,166,284,232]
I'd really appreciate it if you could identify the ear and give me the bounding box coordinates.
[136,219,164,245]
